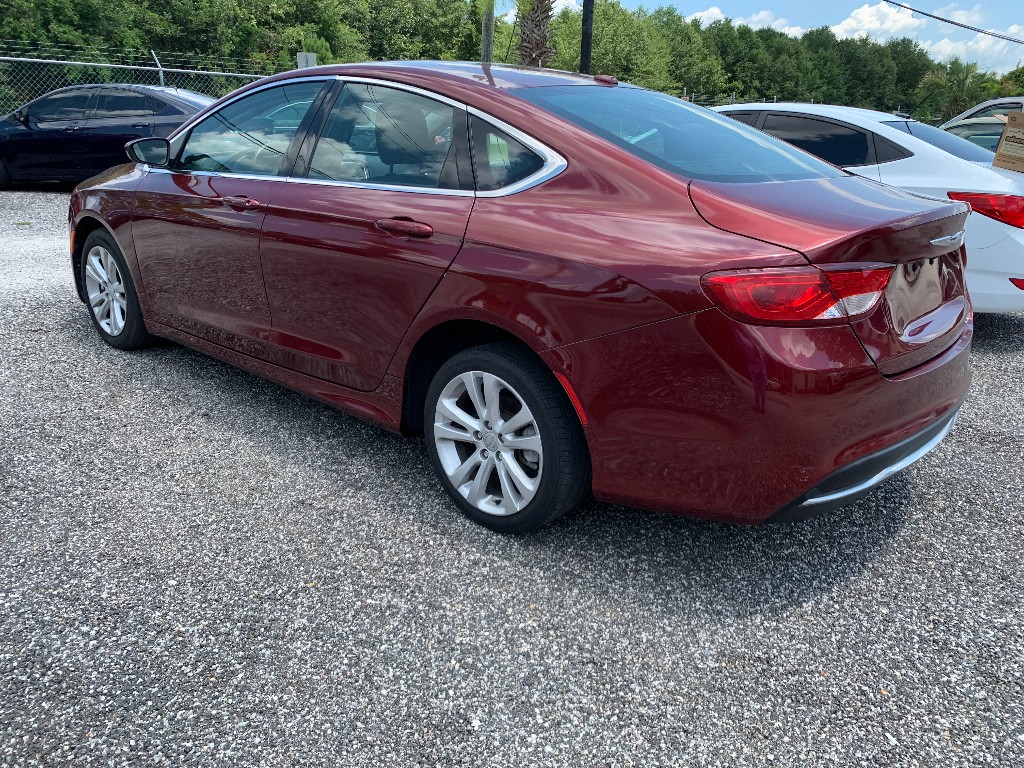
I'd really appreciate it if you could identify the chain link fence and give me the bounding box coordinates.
[0,41,287,114]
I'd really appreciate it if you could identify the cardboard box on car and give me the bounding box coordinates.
[993,111,1024,174]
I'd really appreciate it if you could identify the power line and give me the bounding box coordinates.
[883,1,1024,45]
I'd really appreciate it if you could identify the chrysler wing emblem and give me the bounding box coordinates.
[930,230,966,250]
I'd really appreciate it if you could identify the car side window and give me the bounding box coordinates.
[723,112,758,126]
[177,81,324,176]
[760,114,874,167]
[307,83,461,189]
[872,134,912,164]
[30,90,92,121]
[93,90,155,119]
[970,104,1022,119]
[469,115,544,192]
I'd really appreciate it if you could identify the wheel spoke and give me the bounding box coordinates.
[495,461,523,512]
[437,397,481,434]
[449,452,483,488]
[460,372,487,420]
[482,373,503,426]
[85,260,105,285]
[502,432,542,453]
[88,290,105,308]
[434,421,475,445]
[466,456,495,507]
[110,303,125,334]
[500,406,534,435]
[502,455,538,497]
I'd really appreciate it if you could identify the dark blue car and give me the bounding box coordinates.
[0,83,213,186]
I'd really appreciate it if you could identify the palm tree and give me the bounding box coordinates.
[918,57,993,120]
[516,0,556,68]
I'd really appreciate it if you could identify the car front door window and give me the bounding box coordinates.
[177,82,324,176]
[760,113,874,168]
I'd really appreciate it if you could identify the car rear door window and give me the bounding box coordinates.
[760,114,873,167]
[30,90,92,121]
[969,103,1023,119]
[177,81,324,176]
[723,112,758,126]
[93,90,154,118]
[469,116,544,192]
[307,83,462,189]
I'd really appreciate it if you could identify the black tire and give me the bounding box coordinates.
[0,160,10,189]
[80,229,154,350]
[424,343,591,533]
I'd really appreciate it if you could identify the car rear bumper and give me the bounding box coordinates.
[765,400,962,522]
[544,308,972,524]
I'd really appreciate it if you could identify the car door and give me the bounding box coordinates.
[130,79,330,356]
[758,112,881,182]
[258,80,475,392]
[77,88,160,178]
[6,88,94,180]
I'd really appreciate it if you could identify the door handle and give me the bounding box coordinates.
[374,218,433,238]
[131,122,152,128]
[221,195,263,211]
[63,125,82,132]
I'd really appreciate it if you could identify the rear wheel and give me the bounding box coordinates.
[424,343,590,533]
[80,229,154,350]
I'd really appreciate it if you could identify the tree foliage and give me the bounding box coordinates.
[0,0,1012,119]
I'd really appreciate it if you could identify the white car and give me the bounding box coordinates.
[714,103,1024,313]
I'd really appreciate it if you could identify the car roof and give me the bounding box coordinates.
[714,102,908,125]
[265,60,624,92]
[945,116,1008,127]
[22,83,212,107]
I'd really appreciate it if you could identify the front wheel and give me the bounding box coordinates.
[80,229,154,350]
[424,343,590,533]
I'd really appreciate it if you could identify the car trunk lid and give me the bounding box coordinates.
[689,176,971,374]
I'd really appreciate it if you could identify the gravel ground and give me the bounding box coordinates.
[1,189,1022,767]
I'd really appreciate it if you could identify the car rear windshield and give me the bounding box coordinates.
[882,120,994,162]
[516,85,844,183]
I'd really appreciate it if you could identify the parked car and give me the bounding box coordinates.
[69,63,972,532]
[940,96,1023,128]
[942,116,1008,152]
[0,84,213,186]
[715,103,1024,313]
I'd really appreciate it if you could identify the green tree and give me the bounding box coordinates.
[919,57,993,120]
[649,9,726,98]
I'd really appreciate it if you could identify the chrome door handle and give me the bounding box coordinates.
[374,218,433,238]
[221,195,263,211]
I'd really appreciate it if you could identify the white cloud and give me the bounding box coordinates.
[933,3,986,27]
[921,24,1024,74]
[831,2,927,39]
[686,6,727,25]
[686,6,803,37]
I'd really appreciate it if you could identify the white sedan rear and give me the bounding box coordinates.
[713,103,1024,313]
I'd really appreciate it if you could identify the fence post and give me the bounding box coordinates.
[150,50,164,86]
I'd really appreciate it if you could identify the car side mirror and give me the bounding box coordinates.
[13,109,28,124]
[126,137,170,166]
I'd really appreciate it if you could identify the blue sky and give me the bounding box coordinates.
[500,1,1024,74]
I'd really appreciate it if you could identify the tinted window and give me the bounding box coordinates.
[760,114,872,166]
[470,116,544,191]
[723,112,758,126]
[946,124,1004,152]
[308,83,461,189]
[882,120,994,161]
[31,90,91,121]
[517,86,843,183]
[94,90,154,118]
[873,135,912,164]
[178,81,324,176]
[970,104,1022,119]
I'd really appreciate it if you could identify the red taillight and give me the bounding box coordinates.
[1010,278,1024,291]
[701,265,893,325]
[948,192,1024,228]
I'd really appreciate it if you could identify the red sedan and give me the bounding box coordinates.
[69,62,972,532]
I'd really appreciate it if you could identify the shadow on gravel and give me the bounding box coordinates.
[972,312,1024,354]
[66,318,912,622]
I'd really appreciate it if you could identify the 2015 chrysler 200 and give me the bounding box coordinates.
[69,62,973,532]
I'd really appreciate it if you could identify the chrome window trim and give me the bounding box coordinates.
[143,73,568,197]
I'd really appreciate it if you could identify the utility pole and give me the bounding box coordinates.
[580,0,594,74]
[481,0,495,64]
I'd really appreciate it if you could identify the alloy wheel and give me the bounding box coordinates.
[84,245,127,336]
[433,371,543,516]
